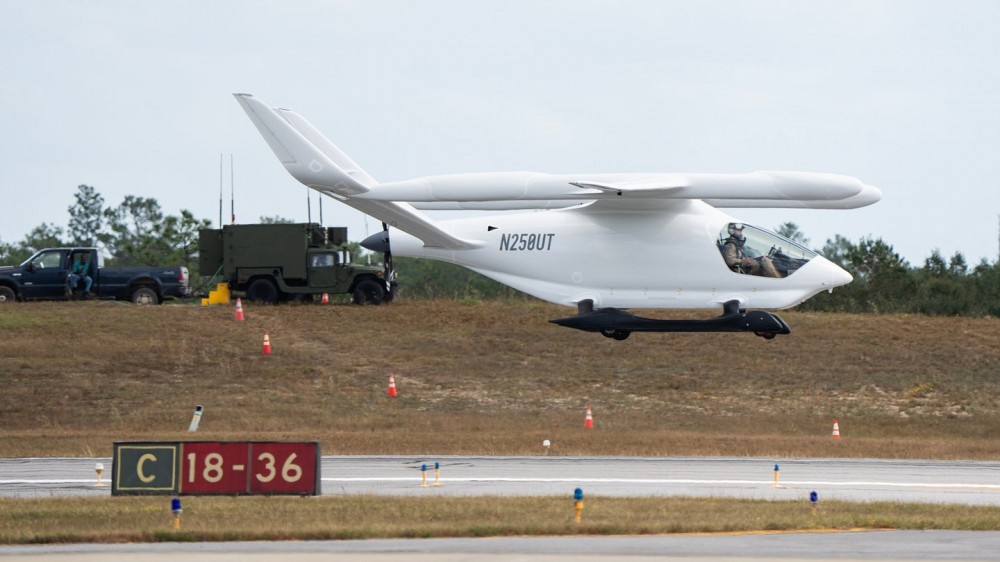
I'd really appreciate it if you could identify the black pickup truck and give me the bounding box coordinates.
[0,248,189,304]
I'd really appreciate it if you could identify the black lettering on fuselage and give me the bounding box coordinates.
[499,233,555,252]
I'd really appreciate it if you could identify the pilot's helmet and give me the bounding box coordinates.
[727,222,745,238]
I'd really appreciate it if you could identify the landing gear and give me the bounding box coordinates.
[551,299,791,341]
[601,328,631,341]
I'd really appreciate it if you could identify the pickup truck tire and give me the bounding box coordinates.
[247,278,279,303]
[0,286,15,303]
[131,287,160,305]
[352,279,384,305]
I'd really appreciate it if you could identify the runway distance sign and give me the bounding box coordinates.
[112,441,320,496]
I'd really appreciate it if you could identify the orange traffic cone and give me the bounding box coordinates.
[584,405,594,429]
[234,298,244,321]
[262,333,272,356]
[832,419,841,439]
[387,373,398,397]
[321,293,330,304]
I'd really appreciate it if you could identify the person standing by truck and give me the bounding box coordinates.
[68,252,93,295]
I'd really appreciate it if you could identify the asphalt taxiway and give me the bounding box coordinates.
[3,455,1000,505]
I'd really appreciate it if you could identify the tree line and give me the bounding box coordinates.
[0,185,211,272]
[1,186,997,317]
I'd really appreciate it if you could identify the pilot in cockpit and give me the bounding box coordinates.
[721,223,781,278]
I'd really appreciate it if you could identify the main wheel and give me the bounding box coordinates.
[352,279,385,305]
[246,278,279,303]
[131,287,159,305]
[0,286,16,303]
[601,328,631,341]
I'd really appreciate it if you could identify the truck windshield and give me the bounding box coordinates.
[25,251,63,270]
[310,254,336,267]
[717,223,817,278]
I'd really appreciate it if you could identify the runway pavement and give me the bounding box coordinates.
[5,456,1000,560]
[3,455,1000,505]
[3,531,1000,561]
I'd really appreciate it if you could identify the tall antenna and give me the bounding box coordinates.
[319,197,323,226]
[230,154,235,224]
[218,154,223,228]
[306,189,312,223]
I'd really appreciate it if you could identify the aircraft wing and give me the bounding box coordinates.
[358,171,880,210]
[234,94,481,250]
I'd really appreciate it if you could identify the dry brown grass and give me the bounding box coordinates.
[1,300,999,458]
[4,495,1000,544]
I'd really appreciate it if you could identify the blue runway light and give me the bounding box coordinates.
[171,497,182,514]
[810,491,819,505]
[574,488,583,501]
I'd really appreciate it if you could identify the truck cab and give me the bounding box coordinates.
[0,248,100,300]
[0,248,189,304]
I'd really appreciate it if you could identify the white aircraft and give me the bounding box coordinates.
[234,94,880,340]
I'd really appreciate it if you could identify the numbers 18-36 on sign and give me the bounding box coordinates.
[113,441,320,496]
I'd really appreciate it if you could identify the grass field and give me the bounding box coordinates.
[1,299,998,459]
[4,495,1000,544]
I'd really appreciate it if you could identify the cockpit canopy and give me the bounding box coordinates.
[718,223,817,278]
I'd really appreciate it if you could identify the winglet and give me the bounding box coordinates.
[234,94,482,250]
[232,93,369,195]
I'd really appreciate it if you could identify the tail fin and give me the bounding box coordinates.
[233,93,482,251]
[275,108,377,189]
[232,93,370,195]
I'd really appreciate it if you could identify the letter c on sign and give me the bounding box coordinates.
[137,453,157,483]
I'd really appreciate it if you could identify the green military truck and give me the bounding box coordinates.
[198,223,394,304]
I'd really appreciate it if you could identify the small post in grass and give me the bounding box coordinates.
[573,487,584,524]
[188,405,204,432]
[171,497,182,530]
[433,461,441,486]
[773,464,780,488]
[543,439,551,455]
[94,462,105,487]
[810,491,819,516]
[420,464,428,488]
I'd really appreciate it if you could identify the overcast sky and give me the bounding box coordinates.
[2,0,998,265]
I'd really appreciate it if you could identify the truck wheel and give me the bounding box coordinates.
[352,279,384,305]
[131,287,159,305]
[0,286,15,303]
[247,278,279,303]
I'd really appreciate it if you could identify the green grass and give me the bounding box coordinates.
[3,495,1000,544]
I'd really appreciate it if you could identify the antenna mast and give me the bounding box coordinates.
[218,154,223,228]
[230,154,235,224]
